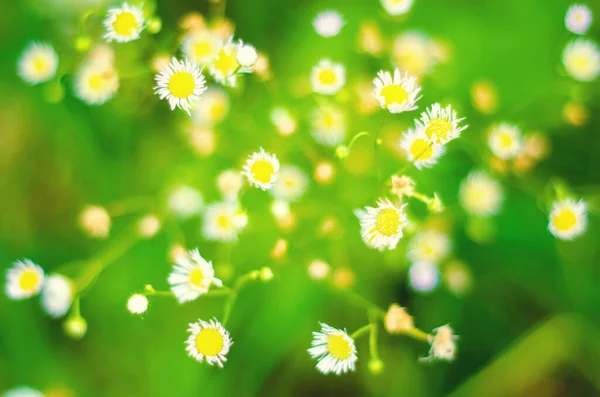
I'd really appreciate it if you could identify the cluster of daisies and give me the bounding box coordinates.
[562,4,599,82]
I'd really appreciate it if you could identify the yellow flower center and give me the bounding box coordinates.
[499,133,513,148]
[89,74,105,91]
[571,54,591,71]
[195,328,224,357]
[250,159,275,183]
[375,208,401,237]
[553,209,577,232]
[380,84,408,106]
[217,214,232,229]
[327,334,352,360]
[33,57,47,73]
[168,72,195,98]
[213,48,239,76]
[194,40,215,59]
[209,101,227,121]
[409,138,433,160]
[425,118,453,142]
[188,267,205,287]
[19,269,40,292]
[318,69,336,85]
[113,11,139,37]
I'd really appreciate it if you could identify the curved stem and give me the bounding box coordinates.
[350,323,373,339]
[222,271,258,326]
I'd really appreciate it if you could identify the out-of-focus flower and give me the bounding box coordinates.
[400,127,445,169]
[254,52,271,80]
[391,32,436,77]
[236,44,258,67]
[312,105,346,147]
[209,40,247,87]
[409,262,440,293]
[271,165,309,202]
[154,58,206,115]
[179,13,206,32]
[308,323,357,375]
[424,325,458,362]
[242,148,280,190]
[459,171,503,217]
[313,10,345,37]
[356,79,380,114]
[562,39,600,81]
[192,87,229,126]
[127,293,149,314]
[471,80,498,114]
[563,101,589,127]
[308,259,331,280]
[217,170,244,201]
[408,230,451,264]
[74,61,119,105]
[372,69,421,113]
[3,386,44,397]
[202,202,247,242]
[41,274,73,318]
[187,126,216,156]
[167,185,203,219]
[417,103,467,145]
[488,123,523,159]
[358,21,383,55]
[359,199,408,251]
[137,215,161,238]
[311,59,346,95]
[168,249,222,303]
[181,31,223,66]
[186,318,232,367]
[548,198,587,240]
[18,42,58,85]
[444,260,472,296]
[314,161,336,184]
[391,175,416,198]
[524,132,550,161]
[271,107,297,136]
[151,54,171,73]
[381,0,414,16]
[271,239,288,259]
[332,268,355,289]
[384,304,414,334]
[565,4,592,35]
[79,205,111,239]
[5,260,45,300]
[103,2,145,43]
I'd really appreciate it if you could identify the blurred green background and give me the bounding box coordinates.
[1,0,600,396]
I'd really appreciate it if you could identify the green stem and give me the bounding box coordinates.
[369,315,380,360]
[340,289,386,317]
[401,327,431,342]
[222,271,259,326]
[373,113,389,185]
[350,323,373,339]
[347,131,372,150]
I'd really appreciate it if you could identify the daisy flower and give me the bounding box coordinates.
[74,61,119,105]
[168,249,223,303]
[202,202,247,242]
[381,0,414,16]
[241,148,280,190]
[5,259,44,300]
[186,318,232,367]
[192,86,229,126]
[103,2,145,43]
[400,127,445,169]
[417,103,467,145]
[548,198,587,240]
[459,171,503,217]
[391,31,435,77]
[127,293,148,314]
[217,170,244,201]
[3,386,45,397]
[308,323,357,375]
[167,185,204,219]
[181,30,223,66]
[407,230,451,264]
[41,274,73,318]
[488,123,523,159]
[311,105,346,147]
[424,325,458,362]
[17,42,58,85]
[311,59,346,95]
[409,262,440,293]
[236,44,258,68]
[372,69,421,113]
[562,39,600,81]
[271,107,297,136]
[154,58,206,115]
[79,205,111,238]
[565,4,592,35]
[359,199,408,251]
[313,11,345,37]
[271,165,309,202]
[209,39,251,87]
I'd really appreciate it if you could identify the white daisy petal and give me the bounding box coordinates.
[308,323,357,375]
[103,2,145,43]
[548,198,587,240]
[168,249,222,303]
[154,58,207,115]
[17,42,58,85]
[372,69,421,113]
[186,318,232,367]
[241,148,280,191]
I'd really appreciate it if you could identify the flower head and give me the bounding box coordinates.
[384,304,414,334]
[74,60,119,105]
[217,170,244,201]
[241,148,280,190]
[18,42,58,85]
[409,262,440,293]
[400,127,445,169]
[311,105,346,147]
[359,199,408,251]
[381,0,414,16]
[2,386,44,397]
[41,274,73,318]
[167,185,204,219]
[563,39,600,82]
[488,123,523,159]
[417,103,467,145]
[565,5,592,35]
[408,230,451,264]
[103,2,145,43]
[186,318,232,367]
[548,198,587,240]
[192,86,229,126]
[372,69,421,113]
[154,57,207,115]
[5,259,45,300]
[271,165,309,202]
[202,202,247,242]
[127,293,149,314]
[209,39,251,86]
[391,31,436,77]
[308,323,357,375]
[313,11,345,37]
[181,30,223,66]
[391,175,416,198]
[459,171,503,217]
[424,325,458,362]
[168,249,223,303]
[311,59,346,95]
[236,44,258,67]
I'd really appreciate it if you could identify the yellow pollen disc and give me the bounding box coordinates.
[217,214,231,228]
[195,328,224,357]
[409,138,433,160]
[284,179,294,187]
[499,133,513,148]
[113,11,139,37]
[327,334,352,360]
[19,269,40,292]
[210,101,226,120]
[194,41,215,59]
[375,208,401,237]
[213,49,239,76]
[380,84,408,106]
[188,267,205,287]
[322,111,336,128]
[425,118,453,142]
[572,55,591,71]
[33,57,47,73]
[318,69,336,85]
[89,74,105,91]
[553,209,576,231]
[168,72,195,98]
[250,159,275,184]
